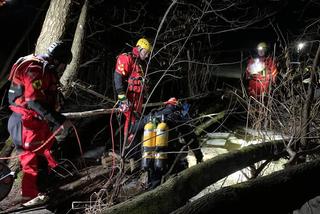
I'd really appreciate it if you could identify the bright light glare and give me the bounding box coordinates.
[297,42,305,51]
[257,46,264,51]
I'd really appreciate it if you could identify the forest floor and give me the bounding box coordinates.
[1,127,287,213]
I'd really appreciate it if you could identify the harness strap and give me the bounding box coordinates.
[8,55,44,82]
[9,105,41,120]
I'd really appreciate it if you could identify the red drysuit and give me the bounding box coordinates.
[245,56,278,98]
[114,47,145,137]
[8,55,65,198]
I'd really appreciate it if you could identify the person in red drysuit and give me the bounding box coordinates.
[7,41,73,204]
[113,38,152,151]
[245,42,278,99]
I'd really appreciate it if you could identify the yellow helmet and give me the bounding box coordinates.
[136,38,152,53]
[257,42,267,51]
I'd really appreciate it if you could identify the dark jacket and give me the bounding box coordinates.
[131,104,203,164]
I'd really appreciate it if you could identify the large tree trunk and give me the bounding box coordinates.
[173,159,320,214]
[35,0,73,54]
[102,141,286,214]
[60,0,89,97]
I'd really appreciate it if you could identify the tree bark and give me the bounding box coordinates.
[187,49,194,97]
[61,94,219,119]
[194,111,225,136]
[173,159,320,214]
[300,44,320,150]
[47,165,111,207]
[102,141,285,214]
[35,0,73,54]
[62,108,118,119]
[60,0,89,97]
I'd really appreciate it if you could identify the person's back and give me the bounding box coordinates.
[129,98,203,189]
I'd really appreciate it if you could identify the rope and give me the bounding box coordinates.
[108,101,119,180]
[72,124,83,156]
[0,124,83,160]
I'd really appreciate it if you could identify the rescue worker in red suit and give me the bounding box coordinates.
[114,38,152,149]
[7,41,73,204]
[245,42,278,98]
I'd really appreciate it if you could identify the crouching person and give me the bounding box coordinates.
[129,97,203,189]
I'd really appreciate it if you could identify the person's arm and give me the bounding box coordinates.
[188,136,203,163]
[23,65,66,126]
[177,118,203,163]
[131,113,151,134]
[114,54,130,100]
[114,71,125,96]
[27,100,66,125]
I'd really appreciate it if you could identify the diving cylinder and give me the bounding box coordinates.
[141,116,156,171]
[154,115,169,172]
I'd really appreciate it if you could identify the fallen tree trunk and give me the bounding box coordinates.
[61,92,218,119]
[47,165,111,207]
[62,108,118,119]
[173,158,320,214]
[102,140,286,214]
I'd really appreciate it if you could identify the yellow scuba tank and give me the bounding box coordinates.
[154,114,169,172]
[141,116,156,171]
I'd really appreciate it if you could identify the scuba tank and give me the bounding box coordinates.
[141,116,156,171]
[154,114,169,172]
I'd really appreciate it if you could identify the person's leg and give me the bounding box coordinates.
[20,151,39,198]
[7,112,23,151]
[34,121,59,169]
[148,169,162,189]
[173,158,188,174]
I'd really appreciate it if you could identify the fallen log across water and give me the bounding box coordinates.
[173,158,320,214]
[102,140,286,214]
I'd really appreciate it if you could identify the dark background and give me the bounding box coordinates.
[0,0,319,96]
[0,0,47,67]
[0,0,318,66]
